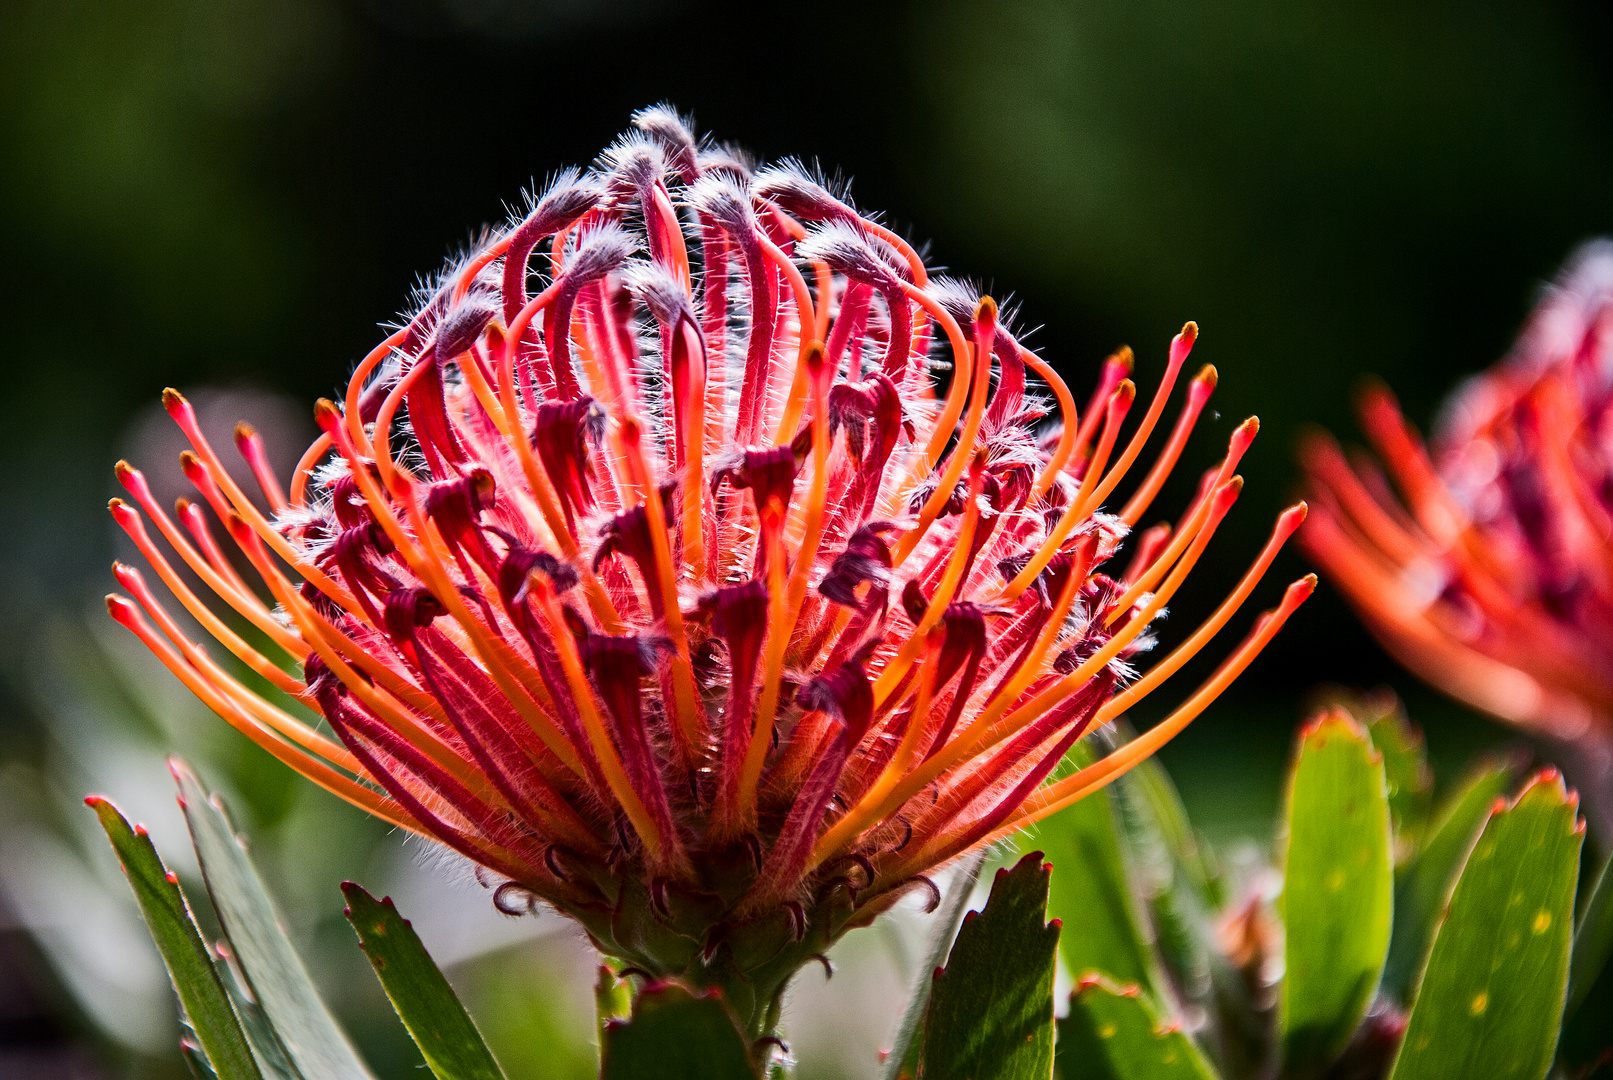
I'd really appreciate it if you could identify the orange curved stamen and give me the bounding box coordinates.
[1022,345,1080,500]
[1121,364,1217,525]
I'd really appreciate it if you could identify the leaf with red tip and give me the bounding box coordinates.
[1279,711,1394,1075]
[921,851,1060,1080]
[341,883,507,1080]
[1057,976,1219,1080]
[598,982,753,1080]
[1383,752,1521,998]
[1388,770,1583,1080]
[171,760,375,1080]
[86,795,263,1080]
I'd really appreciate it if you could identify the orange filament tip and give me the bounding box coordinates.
[314,398,342,429]
[975,295,998,322]
[1111,345,1135,373]
[619,416,643,444]
[162,387,188,415]
[1178,320,1199,345]
[1194,364,1218,389]
[233,422,257,442]
[804,339,827,374]
[1114,379,1137,407]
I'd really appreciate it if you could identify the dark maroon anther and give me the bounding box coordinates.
[570,621,680,855]
[327,523,403,628]
[797,222,914,381]
[604,139,679,271]
[425,468,500,578]
[901,579,929,627]
[924,602,993,758]
[648,876,671,919]
[327,472,372,532]
[405,343,470,473]
[501,170,605,325]
[381,587,447,648]
[752,163,859,225]
[632,105,699,183]
[532,397,606,528]
[819,522,899,608]
[710,427,813,530]
[434,295,497,361]
[593,482,679,617]
[797,654,875,747]
[829,373,904,523]
[300,579,346,624]
[542,225,636,401]
[698,580,770,820]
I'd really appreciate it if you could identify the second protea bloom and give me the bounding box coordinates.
[107,108,1310,1032]
[1303,244,1613,779]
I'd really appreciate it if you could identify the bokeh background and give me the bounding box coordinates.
[2,1,1611,1076]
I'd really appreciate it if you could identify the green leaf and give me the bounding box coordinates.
[1279,711,1394,1075]
[921,850,1060,1080]
[1359,699,1433,863]
[1040,740,1165,999]
[341,883,507,1080]
[1384,753,1520,998]
[1388,770,1584,1080]
[213,946,303,1080]
[598,981,754,1080]
[1568,853,1613,1018]
[1057,975,1219,1080]
[171,759,374,1080]
[86,795,263,1080]
[881,850,986,1080]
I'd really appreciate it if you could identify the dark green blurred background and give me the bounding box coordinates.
[2,1,1609,1076]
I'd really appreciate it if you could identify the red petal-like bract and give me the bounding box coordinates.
[107,107,1309,1032]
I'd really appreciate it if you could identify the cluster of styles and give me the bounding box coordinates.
[104,108,1311,1031]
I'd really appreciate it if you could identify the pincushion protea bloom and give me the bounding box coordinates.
[1303,245,1613,773]
[106,108,1311,1034]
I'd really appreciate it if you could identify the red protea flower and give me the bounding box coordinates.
[106,107,1310,1032]
[1303,244,1613,795]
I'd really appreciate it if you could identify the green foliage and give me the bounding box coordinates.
[1383,753,1521,997]
[922,851,1061,1080]
[1278,711,1393,1073]
[97,710,1612,1080]
[598,982,755,1080]
[342,883,508,1080]
[1041,740,1168,1000]
[1388,772,1583,1080]
[1058,976,1218,1080]
[171,760,374,1080]
[882,851,987,1080]
[86,795,262,1080]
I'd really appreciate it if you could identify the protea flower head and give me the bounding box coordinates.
[106,107,1311,1034]
[1303,243,1613,782]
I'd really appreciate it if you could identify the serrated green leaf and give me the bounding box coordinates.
[214,948,303,1080]
[1279,711,1393,1075]
[87,796,263,1080]
[882,850,986,1080]
[1384,753,1520,998]
[1568,854,1613,1018]
[171,760,373,1080]
[598,982,753,1080]
[921,850,1060,1080]
[1388,771,1583,1080]
[1360,700,1433,863]
[341,883,506,1080]
[1057,976,1219,1080]
[1039,741,1165,1000]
